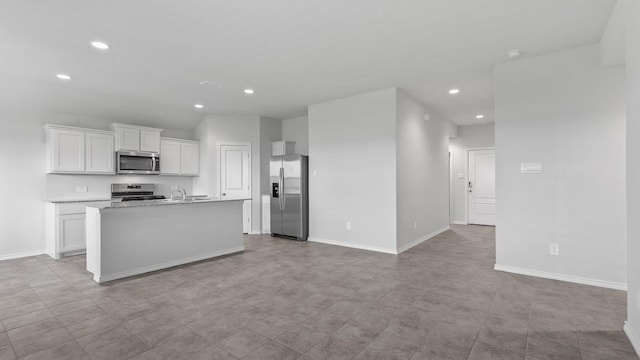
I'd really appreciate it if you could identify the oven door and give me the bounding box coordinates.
[116,151,160,174]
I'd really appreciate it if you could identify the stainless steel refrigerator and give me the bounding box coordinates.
[270,154,308,240]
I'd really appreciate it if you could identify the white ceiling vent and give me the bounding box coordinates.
[199,80,223,89]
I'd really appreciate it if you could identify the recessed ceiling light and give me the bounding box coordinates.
[475,114,484,119]
[448,88,460,95]
[91,41,110,50]
[244,89,254,94]
[56,74,71,80]
[194,104,204,109]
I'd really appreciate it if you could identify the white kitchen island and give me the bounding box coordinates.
[86,198,246,283]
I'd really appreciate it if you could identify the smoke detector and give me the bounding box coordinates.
[507,50,523,60]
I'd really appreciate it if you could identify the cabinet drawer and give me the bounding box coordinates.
[55,201,111,215]
[56,203,88,215]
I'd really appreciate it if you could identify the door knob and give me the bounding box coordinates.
[222,193,226,196]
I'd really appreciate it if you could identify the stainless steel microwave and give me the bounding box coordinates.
[116,151,160,175]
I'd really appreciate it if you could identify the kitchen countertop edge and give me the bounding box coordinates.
[90,197,251,210]
[46,198,112,204]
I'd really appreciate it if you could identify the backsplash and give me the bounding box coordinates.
[45,174,197,201]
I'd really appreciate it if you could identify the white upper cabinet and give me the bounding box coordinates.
[85,131,115,174]
[117,127,140,151]
[140,130,161,153]
[45,125,115,174]
[160,139,181,175]
[180,142,200,175]
[160,138,199,176]
[47,127,85,173]
[112,123,162,153]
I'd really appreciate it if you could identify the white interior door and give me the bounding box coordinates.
[468,149,496,226]
[219,143,251,232]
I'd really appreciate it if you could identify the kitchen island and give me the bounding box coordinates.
[86,198,247,283]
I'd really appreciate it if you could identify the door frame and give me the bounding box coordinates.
[465,147,495,225]
[217,142,252,232]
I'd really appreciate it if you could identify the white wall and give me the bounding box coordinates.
[308,88,398,253]
[0,109,195,259]
[625,0,640,349]
[449,124,495,224]
[281,116,309,155]
[193,114,266,234]
[259,117,282,195]
[495,44,627,287]
[396,90,450,251]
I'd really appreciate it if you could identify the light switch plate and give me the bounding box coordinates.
[549,243,559,256]
[76,186,88,193]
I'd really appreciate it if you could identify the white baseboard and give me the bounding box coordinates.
[450,221,467,225]
[624,322,640,357]
[261,230,271,234]
[248,231,263,235]
[308,237,397,255]
[94,246,245,283]
[494,264,627,291]
[0,250,45,261]
[397,225,450,254]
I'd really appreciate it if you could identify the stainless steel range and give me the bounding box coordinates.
[111,183,166,202]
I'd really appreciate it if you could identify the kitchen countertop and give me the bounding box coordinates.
[46,198,112,204]
[90,197,250,209]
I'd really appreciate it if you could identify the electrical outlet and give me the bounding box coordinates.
[346,221,352,231]
[76,186,88,193]
[313,170,318,176]
[414,221,417,230]
[549,243,559,256]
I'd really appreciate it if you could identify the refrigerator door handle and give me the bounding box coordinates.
[281,167,286,210]
[279,167,284,210]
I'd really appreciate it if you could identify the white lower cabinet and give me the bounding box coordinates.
[46,201,110,259]
[262,195,270,234]
[160,138,200,176]
[58,214,86,253]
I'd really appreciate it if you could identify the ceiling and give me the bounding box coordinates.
[0,0,616,129]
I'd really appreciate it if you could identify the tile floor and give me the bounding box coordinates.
[0,225,636,359]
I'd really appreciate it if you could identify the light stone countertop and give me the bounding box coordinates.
[90,197,250,210]
[46,198,112,204]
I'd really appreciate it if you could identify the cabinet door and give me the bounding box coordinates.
[58,214,86,253]
[140,130,160,153]
[160,139,181,175]
[117,127,140,151]
[50,128,85,173]
[180,142,200,175]
[85,132,114,174]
